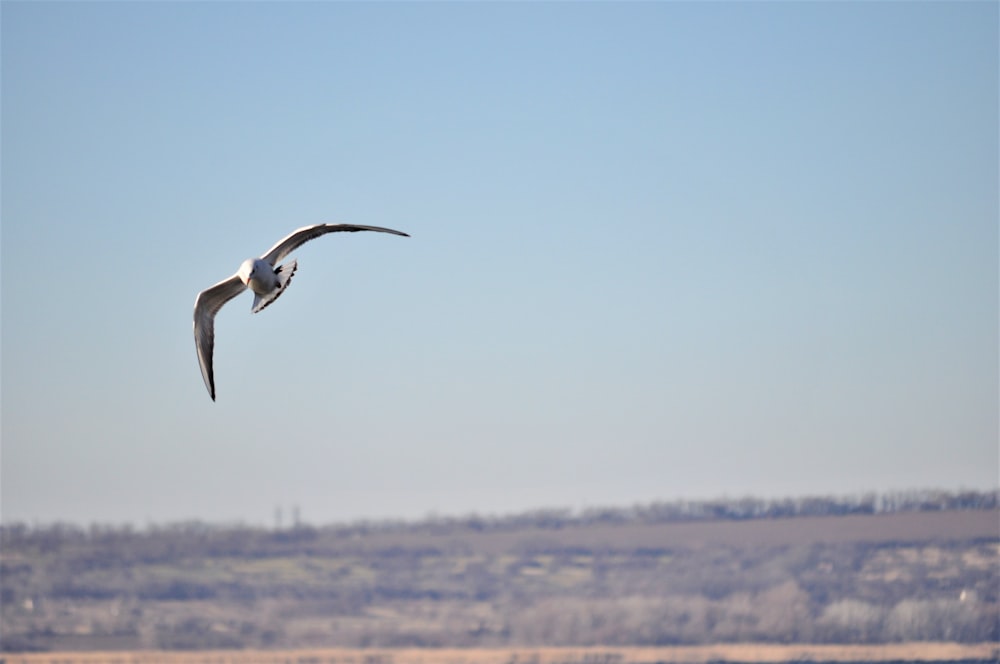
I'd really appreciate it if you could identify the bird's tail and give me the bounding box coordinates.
[251,260,298,314]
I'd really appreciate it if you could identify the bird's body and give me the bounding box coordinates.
[193,223,409,401]
[240,257,277,293]
[237,256,296,313]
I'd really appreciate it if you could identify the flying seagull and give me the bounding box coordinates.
[193,223,409,401]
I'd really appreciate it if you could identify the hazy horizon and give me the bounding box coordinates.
[3,486,995,532]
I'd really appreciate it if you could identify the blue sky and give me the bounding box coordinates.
[2,2,997,526]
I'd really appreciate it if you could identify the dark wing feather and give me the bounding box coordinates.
[260,223,409,266]
[193,275,246,401]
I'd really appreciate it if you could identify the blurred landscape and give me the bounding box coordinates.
[2,489,997,653]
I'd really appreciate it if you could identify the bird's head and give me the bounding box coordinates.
[237,259,257,286]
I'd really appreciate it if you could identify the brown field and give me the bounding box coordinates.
[346,510,1000,554]
[3,643,999,664]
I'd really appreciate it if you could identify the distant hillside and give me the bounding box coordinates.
[1,490,997,652]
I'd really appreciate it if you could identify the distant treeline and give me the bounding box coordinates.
[4,487,996,542]
[444,488,1000,532]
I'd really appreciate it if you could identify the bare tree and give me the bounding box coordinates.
[816,599,885,642]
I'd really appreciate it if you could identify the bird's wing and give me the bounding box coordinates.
[193,274,247,401]
[260,223,410,266]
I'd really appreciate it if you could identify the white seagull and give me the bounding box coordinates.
[193,223,409,401]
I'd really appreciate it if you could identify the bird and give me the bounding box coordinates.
[193,223,409,401]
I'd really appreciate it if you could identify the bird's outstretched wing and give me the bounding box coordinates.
[260,223,410,266]
[193,275,247,401]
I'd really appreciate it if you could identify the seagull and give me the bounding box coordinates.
[193,223,409,401]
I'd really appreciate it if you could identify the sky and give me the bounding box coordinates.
[2,2,997,527]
